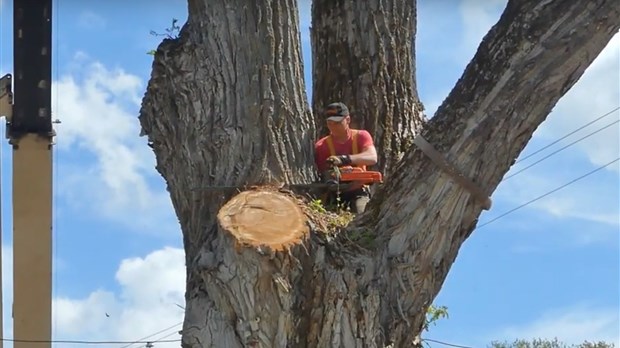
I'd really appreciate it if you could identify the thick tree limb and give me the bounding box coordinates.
[350,1,618,345]
[138,0,619,346]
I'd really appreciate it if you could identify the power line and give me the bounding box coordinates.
[1,337,181,345]
[423,337,476,348]
[136,329,181,348]
[502,118,619,181]
[20,112,616,348]
[119,321,183,348]
[515,106,619,164]
[478,157,619,228]
[7,108,613,348]
[0,320,183,346]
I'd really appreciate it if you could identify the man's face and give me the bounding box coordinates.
[326,116,350,134]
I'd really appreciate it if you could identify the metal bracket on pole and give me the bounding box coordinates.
[0,74,12,121]
[413,135,492,210]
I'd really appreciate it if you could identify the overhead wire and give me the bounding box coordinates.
[405,108,620,348]
[0,337,181,345]
[0,112,612,348]
[34,107,619,348]
[119,321,182,348]
[478,156,619,228]
[515,106,619,164]
[502,118,619,181]
[135,329,182,348]
[0,2,611,348]
[0,321,183,346]
[0,332,483,348]
[423,337,476,348]
[0,5,612,343]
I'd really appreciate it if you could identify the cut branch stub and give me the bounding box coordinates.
[217,190,309,251]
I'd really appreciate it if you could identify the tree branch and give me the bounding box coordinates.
[375,0,619,256]
[352,0,618,341]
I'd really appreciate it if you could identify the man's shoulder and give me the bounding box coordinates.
[353,129,374,140]
[314,135,331,148]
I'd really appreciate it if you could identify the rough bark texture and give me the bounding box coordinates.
[139,0,316,345]
[353,1,620,345]
[139,0,314,257]
[138,0,620,347]
[310,0,423,176]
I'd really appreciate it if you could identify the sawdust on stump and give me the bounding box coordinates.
[217,189,309,251]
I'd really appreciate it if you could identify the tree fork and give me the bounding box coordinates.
[138,0,620,347]
[311,0,424,177]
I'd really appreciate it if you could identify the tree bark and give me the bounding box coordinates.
[138,0,620,347]
[139,0,315,257]
[139,0,317,345]
[310,0,424,176]
[354,1,619,344]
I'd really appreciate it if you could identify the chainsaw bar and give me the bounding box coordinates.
[192,181,378,192]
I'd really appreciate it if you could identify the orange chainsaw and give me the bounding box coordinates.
[319,165,383,192]
[193,166,383,192]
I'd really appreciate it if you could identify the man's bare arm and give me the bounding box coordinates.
[350,145,377,166]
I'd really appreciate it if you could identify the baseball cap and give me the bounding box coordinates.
[324,102,349,122]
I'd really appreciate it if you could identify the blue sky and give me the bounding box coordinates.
[0,1,618,347]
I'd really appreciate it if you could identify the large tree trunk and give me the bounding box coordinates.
[139,0,315,259]
[139,0,620,347]
[310,0,423,176]
[139,0,316,345]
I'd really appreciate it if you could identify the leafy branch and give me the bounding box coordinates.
[147,18,181,55]
[424,304,449,331]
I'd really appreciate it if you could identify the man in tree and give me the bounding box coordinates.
[314,102,378,213]
[138,0,618,344]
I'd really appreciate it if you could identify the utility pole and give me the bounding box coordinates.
[0,74,12,348]
[9,1,54,347]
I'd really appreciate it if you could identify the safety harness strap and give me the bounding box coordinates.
[326,136,336,156]
[326,130,359,156]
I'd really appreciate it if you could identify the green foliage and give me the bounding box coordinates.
[147,18,181,55]
[307,198,354,231]
[329,210,355,229]
[489,338,616,348]
[308,198,328,214]
[423,304,449,331]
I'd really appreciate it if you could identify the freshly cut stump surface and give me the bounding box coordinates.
[217,190,309,251]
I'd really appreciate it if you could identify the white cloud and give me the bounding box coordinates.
[77,10,106,30]
[1,245,184,347]
[534,33,620,172]
[52,247,186,347]
[492,305,620,345]
[488,35,620,235]
[420,0,508,116]
[52,53,177,234]
[493,166,619,242]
